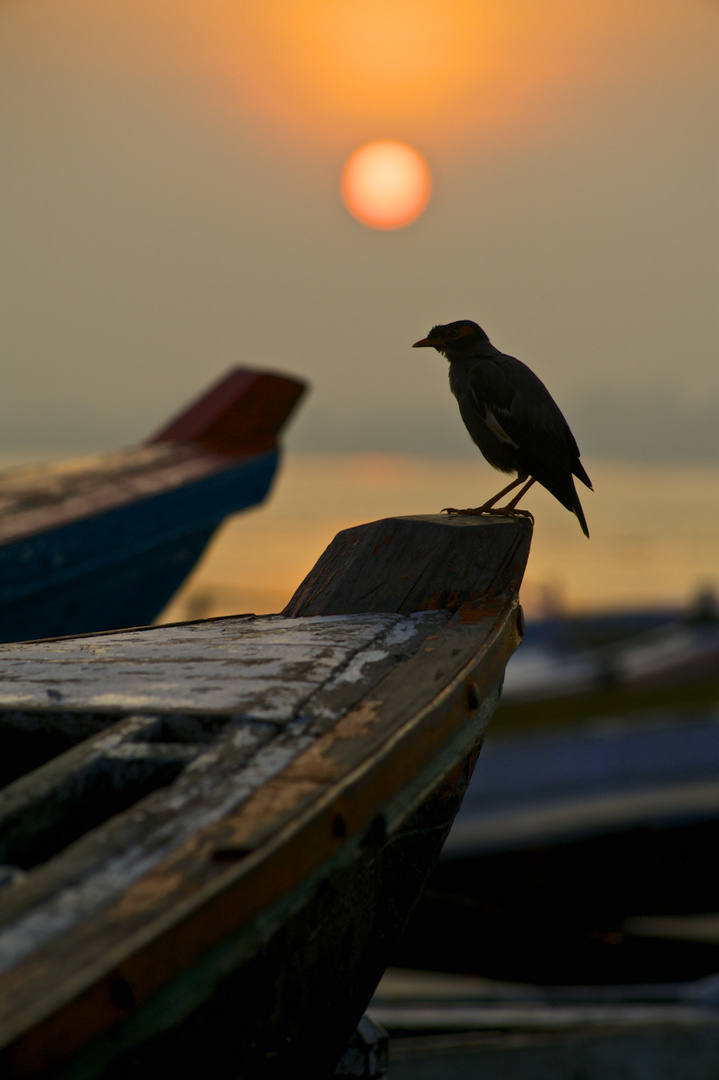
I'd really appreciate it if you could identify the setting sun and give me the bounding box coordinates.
[341,140,432,230]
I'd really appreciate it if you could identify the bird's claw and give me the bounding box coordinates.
[440,506,535,524]
[493,507,535,525]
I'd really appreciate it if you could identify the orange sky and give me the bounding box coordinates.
[174,2,712,155]
[207,0,692,153]
[10,0,713,158]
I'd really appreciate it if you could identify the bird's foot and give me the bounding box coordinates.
[441,506,485,516]
[441,506,534,524]
[494,507,535,524]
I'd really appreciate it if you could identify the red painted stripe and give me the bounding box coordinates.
[149,369,306,455]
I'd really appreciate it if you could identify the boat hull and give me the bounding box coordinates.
[0,450,278,643]
[0,366,306,642]
[87,740,489,1080]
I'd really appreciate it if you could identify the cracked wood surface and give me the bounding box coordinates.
[0,612,442,718]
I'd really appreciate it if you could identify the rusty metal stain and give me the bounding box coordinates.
[458,598,504,623]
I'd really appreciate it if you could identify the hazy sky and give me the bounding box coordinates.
[1,0,716,460]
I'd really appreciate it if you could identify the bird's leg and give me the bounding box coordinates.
[503,477,536,510]
[441,476,524,516]
[474,476,537,524]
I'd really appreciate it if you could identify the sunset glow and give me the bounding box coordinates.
[43,2,710,161]
[341,141,431,229]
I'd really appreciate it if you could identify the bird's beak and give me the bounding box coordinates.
[412,335,442,348]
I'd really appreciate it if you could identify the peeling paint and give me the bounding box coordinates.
[334,699,384,740]
[330,649,390,685]
[0,614,410,717]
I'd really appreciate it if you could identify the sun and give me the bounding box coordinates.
[341,140,432,230]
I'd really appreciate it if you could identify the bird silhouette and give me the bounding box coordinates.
[413,319,592,536]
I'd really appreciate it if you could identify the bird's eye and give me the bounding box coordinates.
[445,328,459,339]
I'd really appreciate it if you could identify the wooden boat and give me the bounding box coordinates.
[0,513,531,1078]
[0,368,306,644]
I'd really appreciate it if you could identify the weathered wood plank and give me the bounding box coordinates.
[284,514,532,617]
[0,613,433,718]
[0,714,201,873]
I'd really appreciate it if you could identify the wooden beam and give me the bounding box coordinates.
[284,514,532,618]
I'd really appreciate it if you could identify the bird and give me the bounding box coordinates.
[413,319,592,536]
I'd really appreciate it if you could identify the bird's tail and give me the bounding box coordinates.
[573,460,593,491]
[545,474,590,537]
[573,492,590,538]
[570,462,592,536]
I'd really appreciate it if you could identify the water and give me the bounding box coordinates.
[158,453,719,623]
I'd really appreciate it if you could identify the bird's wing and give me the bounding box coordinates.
[466,359,516,435]
[468,356,585,472]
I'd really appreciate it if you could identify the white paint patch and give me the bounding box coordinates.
[0,613,408,718]
[381,612,449,650]
[332,649,391,685]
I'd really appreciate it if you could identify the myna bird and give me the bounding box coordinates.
[413,320,592,536]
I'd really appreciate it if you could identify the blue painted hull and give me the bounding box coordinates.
[0,449,279,642]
